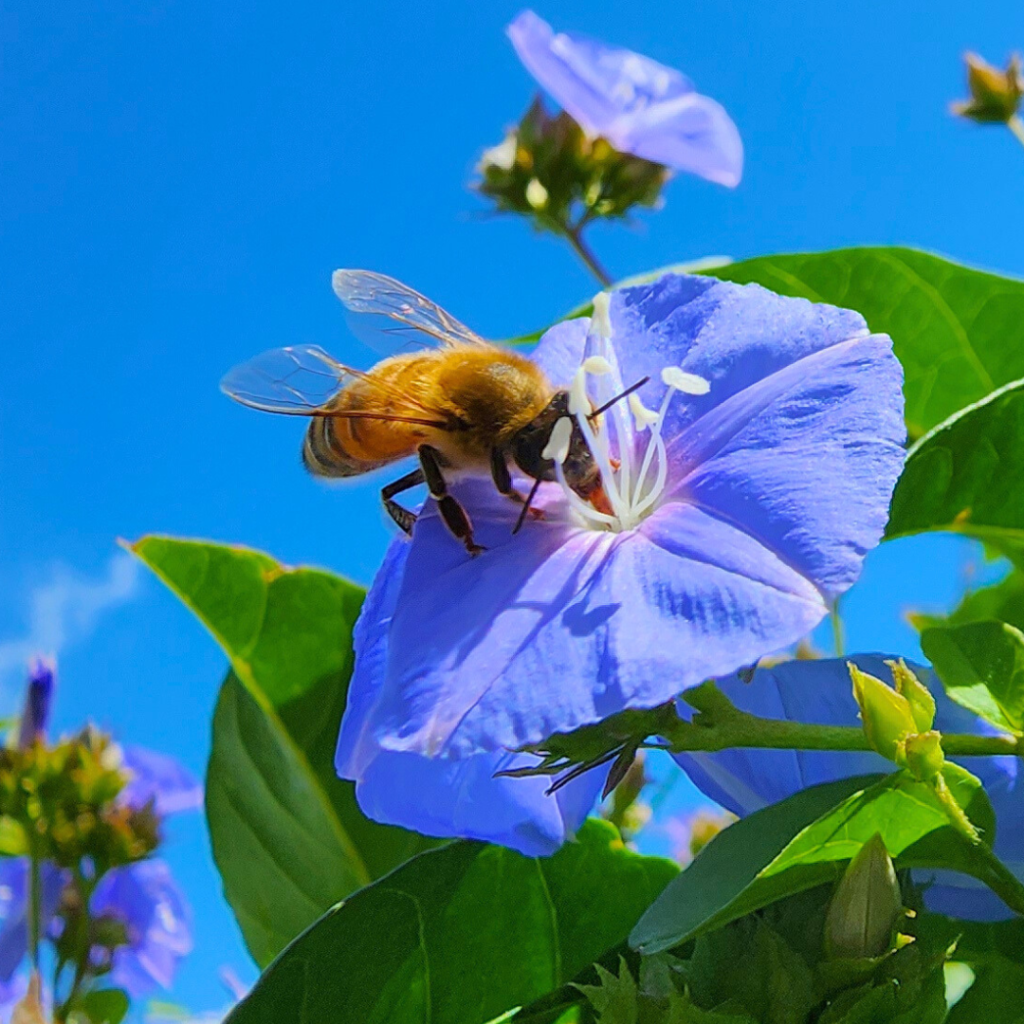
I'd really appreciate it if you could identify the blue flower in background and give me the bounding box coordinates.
[17,655,55,749]
[336,543,604,857]
[672,656,1022,920]
[508,10,744,187]
[90,859,193,994]
[338,274,904,798]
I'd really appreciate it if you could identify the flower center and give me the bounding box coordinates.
[549,292,709,533]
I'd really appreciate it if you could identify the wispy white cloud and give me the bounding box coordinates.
[0,552,141,690]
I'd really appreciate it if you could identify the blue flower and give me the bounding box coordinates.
[672,656,1022,920]
[121,745,204,817]
[337,274,904,814]
[90,859,193,995]
[17,656,55,749]
[508,10,743,186]
[336,543,604,857]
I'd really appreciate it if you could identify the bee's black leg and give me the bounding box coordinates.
[419,444,485,556]
[381,467,425,535]
[490,447,544,530]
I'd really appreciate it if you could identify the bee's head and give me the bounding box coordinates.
[511,391,603,501]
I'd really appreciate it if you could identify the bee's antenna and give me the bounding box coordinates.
[587,376,650,420]
[512,477,543,535]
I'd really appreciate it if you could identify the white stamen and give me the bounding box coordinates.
[661,366,710,395]
[629,392,660,430]
[590,291,613,339]
[542,416,573,463]
[582,355,613,375]
[551,313,710,533]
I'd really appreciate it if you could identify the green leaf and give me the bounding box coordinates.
[509,248,1024,439]
[130,537,437,963]
[206,675,370,966]
[631,767,1006,956]
[75,989,129,1024]
[885,379,1024,559]
[920,620,1024,735]
[226,819,677,1024]
[708,248,1024,439]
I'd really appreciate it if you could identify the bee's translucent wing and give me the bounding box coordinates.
[221,343,450,426]
[332,269,489,354]
[220,344,358,415]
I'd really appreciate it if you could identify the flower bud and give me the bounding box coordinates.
[849,664,917,763]
[887,659,935,733]
[903,730,945,783]
[824,833,901,960]
[17,655,56,749]
[951,52,1023,124]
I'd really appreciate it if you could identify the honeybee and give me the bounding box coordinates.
[221,270,623,555]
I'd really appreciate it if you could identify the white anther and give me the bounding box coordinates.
[568,368,590,417]
[480,134,517,172]
[525,178,549,210]
[542,416,573,463]
[661,367,710,395]
[629,393,660,430]
[590,291,613,339]
[582,355,613,375]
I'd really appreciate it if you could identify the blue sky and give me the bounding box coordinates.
[3,0,1023,1014]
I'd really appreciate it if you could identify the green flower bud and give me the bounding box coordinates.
[825,833,902,960]
[903,730,945,782]
[887,659,936,732]
[951,52,1023,124]
[849,664,917,763]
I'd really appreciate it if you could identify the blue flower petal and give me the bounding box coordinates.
[673,656,1022,920]
[336,539,602,855]
[121,745,203,817]
[0,860,65,982]
[508,10,742,186]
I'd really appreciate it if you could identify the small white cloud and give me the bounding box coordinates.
[0,552,141,689]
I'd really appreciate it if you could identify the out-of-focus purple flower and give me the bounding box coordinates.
[508,10,743,186]
[338,274,904,784]
[0,859,192,999]
[17,656,56,749]
[121,746,203,817]
[0,861,66,983]
[672,656,1023,920]
[91,859,192,996]
[336,543,604,857]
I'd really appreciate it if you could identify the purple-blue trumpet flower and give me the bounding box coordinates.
[672,655,1022,921]
[508,10,743,187]
[336,273,905,849]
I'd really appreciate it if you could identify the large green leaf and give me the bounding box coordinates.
[226,820,677,1024]
[920,621,1024,736]
[708,249,1024,439]
[131,537,437,962]
[206,675,369,966]
[885,379,1024,559]
[630,766,1010,956]
[509,248,1024,440]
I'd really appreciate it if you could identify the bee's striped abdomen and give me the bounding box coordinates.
[303,416,380,477]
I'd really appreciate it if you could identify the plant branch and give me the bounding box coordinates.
[658,682,1023,758]
[562,224,612,287]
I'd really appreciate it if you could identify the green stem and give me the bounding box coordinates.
[28,848,41,972]
[562,224,612,288]
[830,598,845,657]
[1008,114,1024,152]
[658,682,1024,758]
